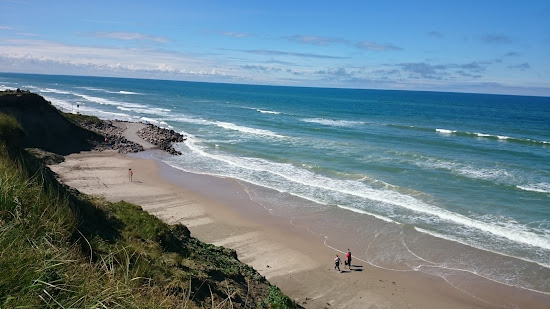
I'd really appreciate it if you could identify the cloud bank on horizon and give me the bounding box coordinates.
[0,1,549,96]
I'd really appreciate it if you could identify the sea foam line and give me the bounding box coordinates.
[117,106,171,116]
[181,137,550,252]
[436,128,457,134]
[74,86,142,95]
[256,109,281,114]
[74,94,147,109]
[38,88,72,95]
[214,121,287,138]
[516,183,550,194]
[414,227,550,269]
[116,90,141,95]
[435,128,549,146]
[169,115,287,138]
[302,118,366,127]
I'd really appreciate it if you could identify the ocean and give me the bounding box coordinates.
[2,72,549,297]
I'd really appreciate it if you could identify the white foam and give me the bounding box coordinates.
[302,118,365,127]
[117,106,170,116]
[436,128,456,134]
[517,183,550,194]
[139,117,173,129]
[168,115,212,125]
[44,97,74,112]
[214,121,287,138]
[118,90,140,95]
[74,94,147,109]
[256,109,281,114]
[73,86,141,95]
[38,88,72,95]
[78,106,131,120]
[437,129,548,146]
[337,204,396,223]
[475,132,492,137]
[74,86,105,91]
[456,167,511,181]
[414,157,514,183]
[179,137,550,252]
[104,90,143,95]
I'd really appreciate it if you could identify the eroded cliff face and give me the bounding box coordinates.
[0,92,101,155]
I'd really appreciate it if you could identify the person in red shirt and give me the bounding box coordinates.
[345,249,352,270]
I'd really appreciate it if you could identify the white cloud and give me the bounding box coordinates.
[0,38,226,78]
[0,38,548,96]
[90,31,168,43]
[355,41,402,51]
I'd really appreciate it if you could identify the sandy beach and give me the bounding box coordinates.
[49,123,549,309]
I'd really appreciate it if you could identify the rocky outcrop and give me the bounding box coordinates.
[26,148,66,165]
[1,91,184,156]
[73,119,144,154]
[137,124,186,155]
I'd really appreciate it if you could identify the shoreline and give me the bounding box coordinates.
[49,146,549,309]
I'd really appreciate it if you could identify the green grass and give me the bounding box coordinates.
[0,113,23,140]
[61,112,103,127]
[0,113,299,308]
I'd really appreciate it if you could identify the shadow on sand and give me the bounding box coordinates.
[342,265,363,272]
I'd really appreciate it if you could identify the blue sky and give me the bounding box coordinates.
[1,0,549,96]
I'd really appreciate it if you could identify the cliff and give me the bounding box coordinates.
[0,90,299,308]
[0,91,102,155]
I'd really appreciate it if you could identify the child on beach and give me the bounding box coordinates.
[128,168,133,182]
[334,255,341,271]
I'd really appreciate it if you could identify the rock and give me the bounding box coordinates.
[26,148,65,165]
[65,116,185,156]
[136,124,186,156]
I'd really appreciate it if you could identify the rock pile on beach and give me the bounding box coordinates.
[61,114,184,155]
[137,124,186,155]
[74,119,144,154]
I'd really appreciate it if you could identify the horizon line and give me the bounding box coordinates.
[1,71,549,99]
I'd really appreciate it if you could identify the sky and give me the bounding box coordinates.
[1,0,549,96]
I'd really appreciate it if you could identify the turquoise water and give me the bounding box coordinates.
[2,72,549,296]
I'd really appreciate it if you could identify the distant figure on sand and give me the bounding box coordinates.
[334,255,341,271]
[128,168,133,182]
[345,249,352,269]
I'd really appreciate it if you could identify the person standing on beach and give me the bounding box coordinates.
[346,249,352,270]
[128,168,133,182]
[334,255,341,271]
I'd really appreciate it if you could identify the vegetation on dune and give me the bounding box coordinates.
[0,113,23,146]
[61,111,104,127]
[0,109,299,308]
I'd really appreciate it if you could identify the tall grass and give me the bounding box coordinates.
[0,111,299,308]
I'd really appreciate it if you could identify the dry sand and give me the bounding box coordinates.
[49,125,549,309]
